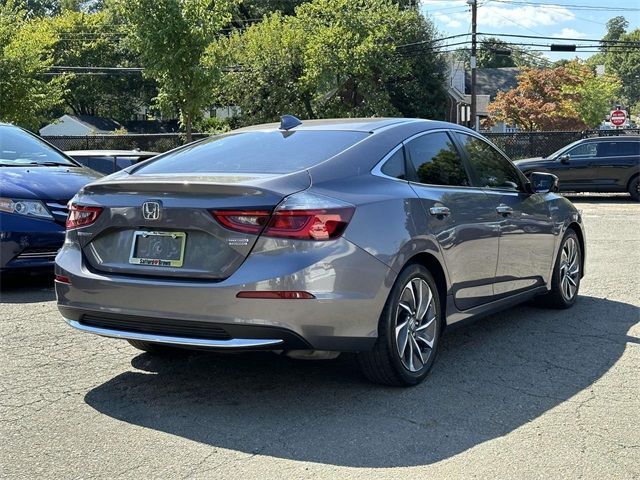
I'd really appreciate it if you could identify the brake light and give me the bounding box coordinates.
[264,208,354,240]
[212,192,355,241]
[66,204,103,229]
[212,210,271,235]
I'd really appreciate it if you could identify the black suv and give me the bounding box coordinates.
[514,136,640,200]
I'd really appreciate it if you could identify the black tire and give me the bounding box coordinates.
[537,229,582,309]
[628,175,639,202]
[127,339,184,355]
[358,264,442,387]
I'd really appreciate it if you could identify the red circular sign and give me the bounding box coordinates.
[610,109,627,126]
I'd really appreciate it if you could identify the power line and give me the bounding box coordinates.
[478,32,640,45]
[488,0,640,11]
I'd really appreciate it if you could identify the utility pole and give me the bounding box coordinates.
[468,0,477,130]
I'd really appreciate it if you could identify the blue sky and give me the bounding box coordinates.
[420,0,640,62]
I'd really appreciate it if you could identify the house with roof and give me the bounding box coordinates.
[39,115,123,136]
[465,67,520,131]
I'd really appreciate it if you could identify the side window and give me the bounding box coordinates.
[602,141,640,157]
[455,133,521,191]
[380,148,406,180]
[567,143,597,158]
[406,132,470,187]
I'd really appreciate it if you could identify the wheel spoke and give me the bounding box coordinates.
[416,329,435,349]
[567,275,577,287]
[406,337,415,371]
[398,302,412,315]
[413,279,424,321]
[417,314,436,332]
[410,336,425,367]
[403,284,417,313]
[396,320,409,357]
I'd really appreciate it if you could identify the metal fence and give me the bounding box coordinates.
[484,129,640,159]
[43,129,640,160]
[43,133,209,154]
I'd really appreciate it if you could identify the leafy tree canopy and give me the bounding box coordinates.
[213,0,447,125]
[0,0,67,130]
[113,0,238,141]
[45,10,155,122]
[488,60,622,130]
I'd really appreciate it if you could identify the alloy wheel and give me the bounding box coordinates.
[559,237,580,301]
[394,278,437,372]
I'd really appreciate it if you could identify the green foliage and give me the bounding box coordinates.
[46,10,155,122]
[564,63,622,128]
[114,0,238,140]
[0,0,67,130]
[605,28,640,106]
[214,0,447,125]
[459,38,550,70]
[195,116,231,134]
[489,60,622,130]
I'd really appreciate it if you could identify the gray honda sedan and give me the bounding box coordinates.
[55,117,585,386]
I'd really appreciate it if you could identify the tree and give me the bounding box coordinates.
[601,16,628,53]
[605,28,640,106]
[477,38,516,68]
[214,0,447,124]
[0,0,67,130]
[47,10,155,121]
[564,62,621,128]
[487,65,586,131]
[114,0,237,141]
[458,38,549,69]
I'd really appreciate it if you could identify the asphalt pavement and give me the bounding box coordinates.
[1,194,639,479]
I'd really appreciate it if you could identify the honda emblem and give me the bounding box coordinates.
[142,201,161,220]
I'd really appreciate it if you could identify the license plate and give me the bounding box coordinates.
[129,231,186,267]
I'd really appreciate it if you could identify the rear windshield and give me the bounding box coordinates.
[134,130,369,175]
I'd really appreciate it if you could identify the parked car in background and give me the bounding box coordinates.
[514,136,640,201]
[65,149,158,175]
[0,124,101,273]
[56,117,585,386]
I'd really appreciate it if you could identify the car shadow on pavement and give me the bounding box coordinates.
[0,273,55,304]
[84,295,639,468]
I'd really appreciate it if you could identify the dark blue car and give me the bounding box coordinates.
[0,124,101,272]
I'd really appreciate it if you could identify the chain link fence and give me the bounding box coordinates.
[43,134,209,154]
[43,130,640,160]
[484,129,640,159]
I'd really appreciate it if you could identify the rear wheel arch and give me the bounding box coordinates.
[566,222,585,278]
[403,253,448,323]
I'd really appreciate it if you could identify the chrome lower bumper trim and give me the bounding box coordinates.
[63,318,284,349]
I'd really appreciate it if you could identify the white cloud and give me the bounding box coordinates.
[553,28,587,39]
[478,5,574,28]
[421,1,575,30]
[433,13,463,28]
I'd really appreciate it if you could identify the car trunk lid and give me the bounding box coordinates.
[73,171,310,280]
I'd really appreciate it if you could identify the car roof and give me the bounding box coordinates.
[583,136,640,142]
[65,150,159,156]
[233,117,448,133]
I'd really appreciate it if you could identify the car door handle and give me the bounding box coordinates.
[496,205,514,215]
[429,206,451,217]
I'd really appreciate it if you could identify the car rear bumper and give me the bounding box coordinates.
[55,237,394,352]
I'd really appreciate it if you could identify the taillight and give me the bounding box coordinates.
[212,192,355,241]
[212,210,271,235]
[66,204,103,229]
[264,208,354,240]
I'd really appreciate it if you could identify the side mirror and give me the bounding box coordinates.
[528,172,559,194]
[559,154,570,164]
